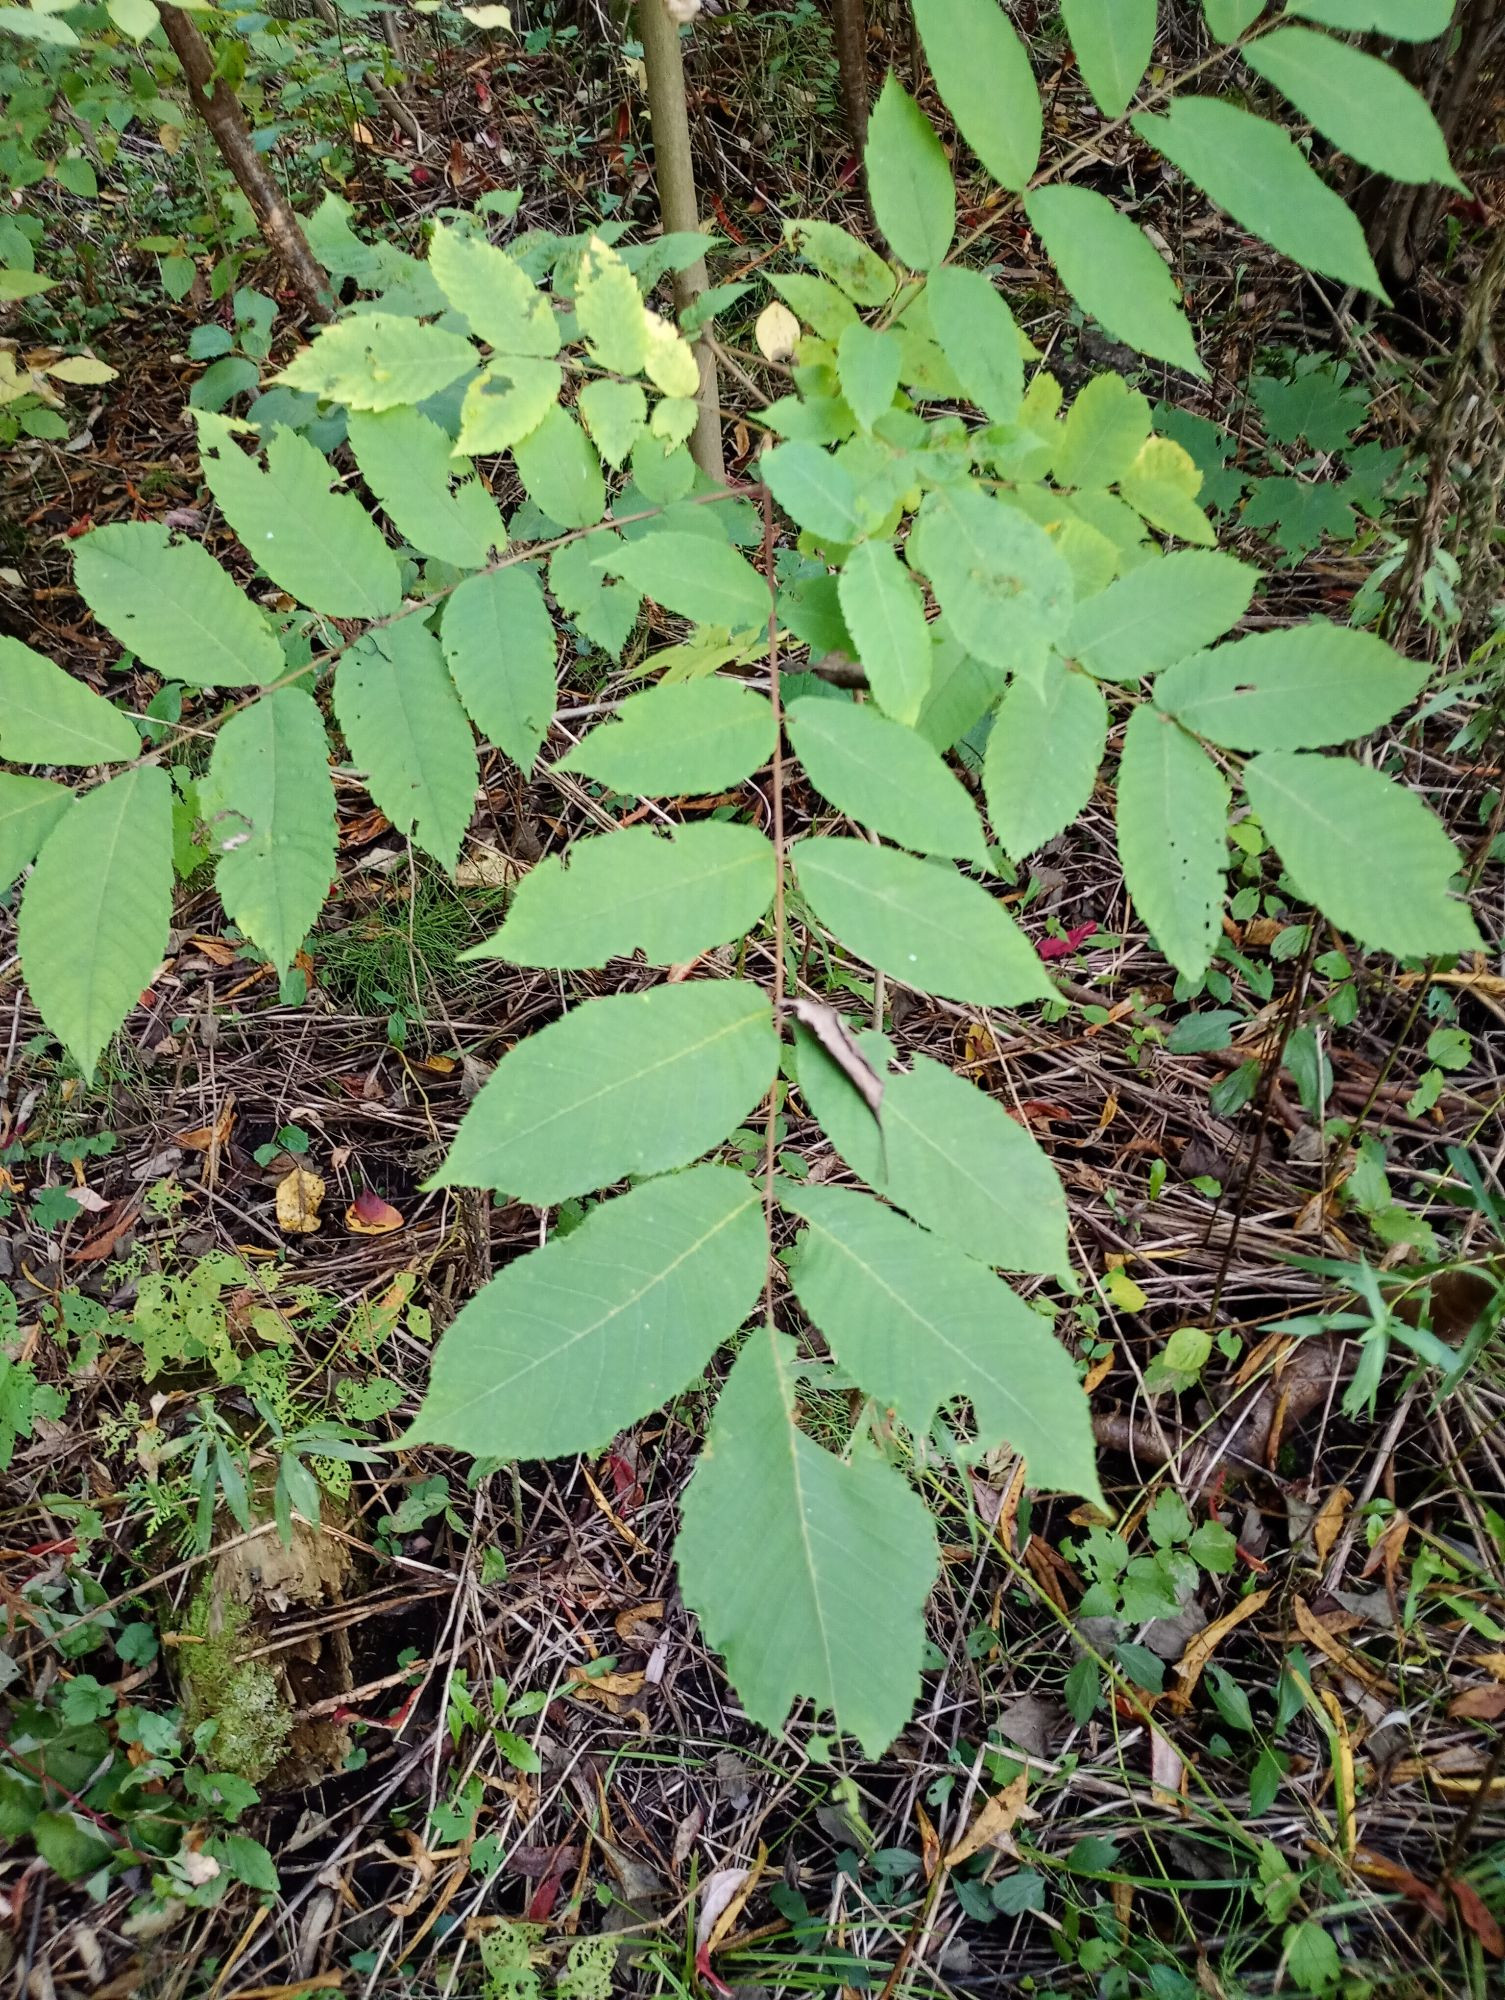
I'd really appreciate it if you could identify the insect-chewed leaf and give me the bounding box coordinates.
[19,766,172,1079]
[0,775,71,891]
[432,979,779,1202]
[202,687,335,975]
[794,836,1052,1006]
[597,530,769,633]
[1115,706,1228,979]
[908,486,1074,686]
[910,0,1042,191]
[334,618,478,869]
[73,523,283,687]
[781,1182,1103,1500]
[558,679,774,796]
[1027,186,1205,378]
[0,635,140,767]
[441,566,557,773]
[1065,550,1258,681]
[406,1165,765,1458]
[196,412,401,619]
[1132,98,1386,298]
[427,222,560,355]
[1061,0,1156,117]
[923,265,1023,425]
[838,539,933,724]
[784,697,987,863]
[465,822,777,969]
[984,655,1107,859]
[1154,624,1427,749]
[796,1026,1069,1275]
[278,312,475,410]
[1243,752,1481,960]
[513,406,605,530]
[677,1321,939,1757]
[1243,27,1462,189]
[454,358,563,456]
[347,407,506,571]
[865,74,956,271]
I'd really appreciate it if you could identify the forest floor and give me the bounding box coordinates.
[2,8,1505,1999]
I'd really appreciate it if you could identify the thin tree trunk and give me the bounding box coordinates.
[636,0,725,483]
[156,3,334,323]
[830,0,869,174]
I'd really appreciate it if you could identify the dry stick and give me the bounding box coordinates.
[829,0,869,191]
[308,0,426,153]
[155,4,334,324]
[636,0,725,482]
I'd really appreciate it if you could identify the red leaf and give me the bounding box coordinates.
[1038,922,1095,961]
[345,1189,405,1235]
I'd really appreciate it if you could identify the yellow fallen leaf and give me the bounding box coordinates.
[275,1164,325,1234]
[1312,1484,1353,1568]
[755,301,800,363]
[1169,1588,1271,1714]
[944,1773,1032,1867]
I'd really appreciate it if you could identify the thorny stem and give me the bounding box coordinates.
[760,482,787,1304]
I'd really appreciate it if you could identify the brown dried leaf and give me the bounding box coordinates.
[1312,1484,1353,1568]
[788,998,884,1120]
[1168,1587,1271,1714]
[1291,1595,1397,1701]
[944,1774,1033,1867]
[1449,1877,1505,1958]
[276,1164,325,1235]
[1449,1685,1505,1721]
[346,1189,405,1235]
[614,1601,665,1642]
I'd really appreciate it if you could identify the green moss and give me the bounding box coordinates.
[180,1588,291,1784]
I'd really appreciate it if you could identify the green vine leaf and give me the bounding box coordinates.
[0,635,140,766]
[73,523,283,688]
[433,980,780,1202]
[1154,625,1428,749]
[558,679,775,795]
[794,836,1052,1006]
[18,766,173,1078]
[781,1181,1102,1499]
[334,619,478,869]
[407,1165,765,1457]
[677,1320,939,1757]
[1115,706,1229,979]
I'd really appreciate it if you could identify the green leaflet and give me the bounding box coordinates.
[1115,706,1228,979]
[923,265,1023,425]
[575,235,650,374]
[1061,0,1156,118]
[598,530,769,633]
[786,220,895,307]
[558,679,775,795]
[578,379,647,468]
[277,311,475,411]
[908,485,1074,686]
[784,696,987,864]
[427,222,559,354]
[196,412,401,619]
[837,540,933,724]
[796,1026,1069,1275]
[0,774,70,890]
[433,980,779,1203]
[0,635,139,766]
[465,822,777,969]
[677,1320,938,1757]
[1132,98,1386,298]
[914,631,1007,752]
[19,766,172,1078]
[334,618,478,869]
[513,406,605,530]
[782,1182,1101,1498]
[1285,0,1453,37]
[454,359,563,456]
[761,441,863,543]
[1203,0,1265,35]
[766,270,861,341]
[73,523,283,688]
[1242,27,1461,189]
[910,0,1042,191]
[347,407,506,571]
[1119,435,1217,545]
[836,323,902,432]
[1155,625,1427,749]
[865,75,956,271]
[1027,186,1204,378]
[1065,550,1259,681]
[406,1166,765,1458]
[984,656,1108,859]
[202,687,335,975]
[441,567,557,772]
[1053,373,1153,491]
[794,836,1051,1006]
[1244,752,1481,960]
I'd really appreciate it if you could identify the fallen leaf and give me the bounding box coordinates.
[1291,1595,1397,1701]
[1319,1686,1356,1856]
[696,1853,763,1954]
[614,1601,665,1642]
[346,1189,405,1235]
[1353,1847,1446,1922]
[1449,1876,1505,1957]
[755,301,800,362]
[1473,1651,1505,1683]
[916,1799,941,1882]
[944,1773,1033,1867]
[787,998,884,1120]
[276,1164,325,1234]
[1312,1484,1353,1568]
[1038,921,1095,961]
[177,1095,235,1152]
[455,843,523,889]
[1169,1588,1271,1713]
[1449,1685,1505,1721]
[1150,1729,1186,1808]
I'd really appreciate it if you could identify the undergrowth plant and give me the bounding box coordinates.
[0,0,1485,1753]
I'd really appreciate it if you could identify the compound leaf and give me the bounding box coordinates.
[677,1320,939,1757]
[558,679,775,795]
[837,539,934,726]
[441,566,557,772]
[428,223,559,354]
[785,696,988,863]
[1244,751,1481,959]
[1115,705,1228,978]
[984,656,1108,858]
[19,766,172,1078]
[1026,186,1204,377]
[513,406,604,530]
[923,265,1023,425]
[467,822,776,969]
[334,617,477,868]
[908,485,1074,686]
[598,530,769,632]
[576,235,650,374]
[407,1165,765,1457]
[73,523,283,687]
[1285,0,1453,38]
[1154,624,1426,749]
[202,686,335,974]
[795,836,1051,1006]
[761,441,864,543]
[433,979,779,1202]
[0,635,139,766]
